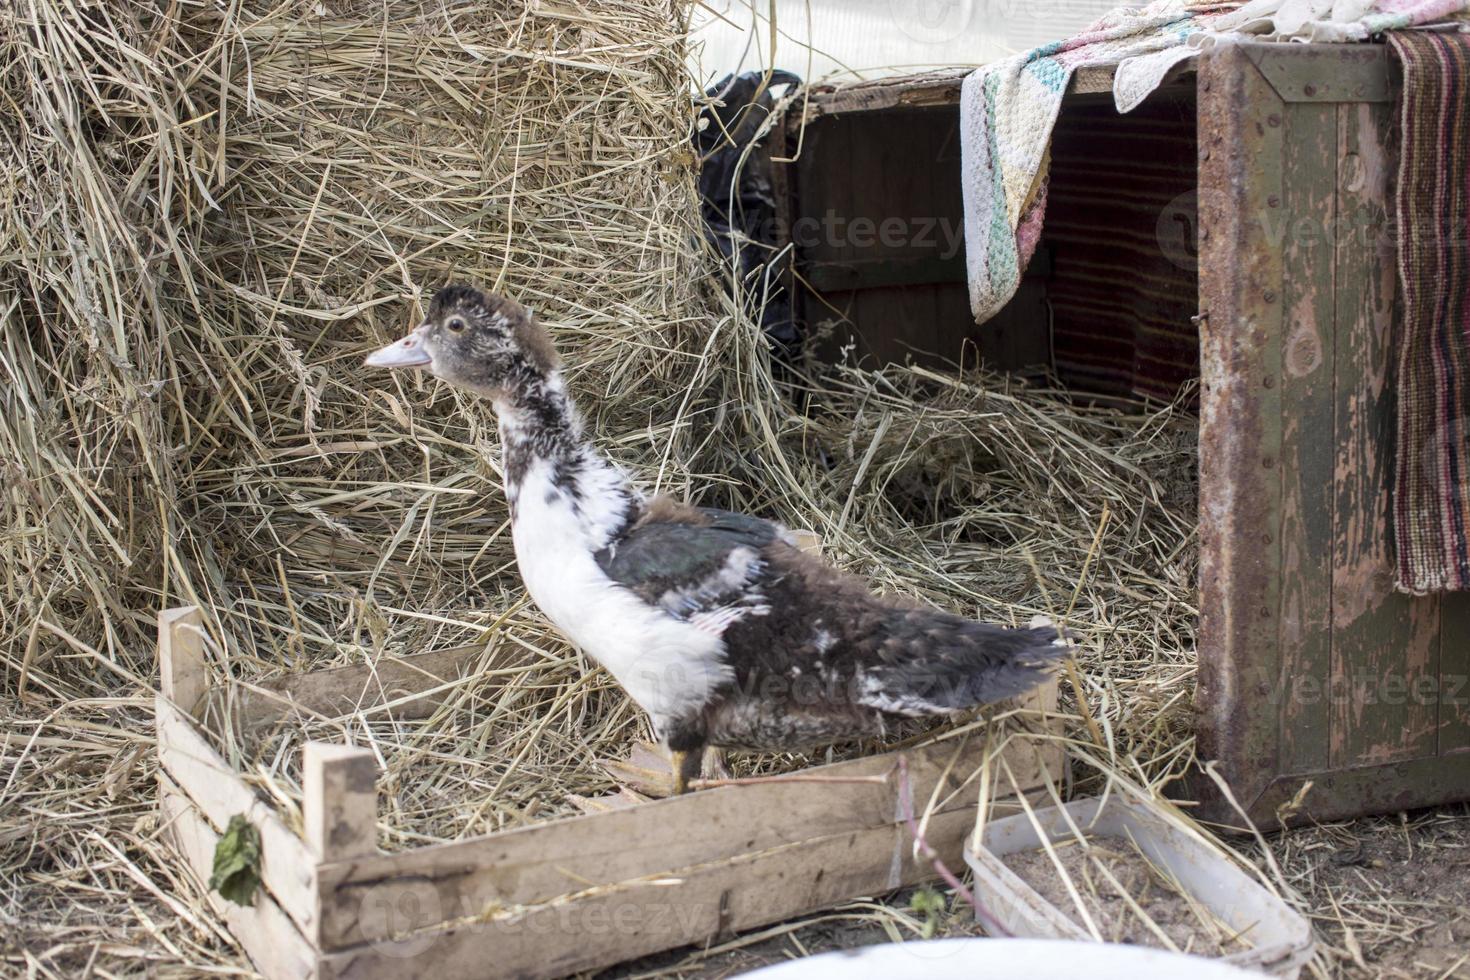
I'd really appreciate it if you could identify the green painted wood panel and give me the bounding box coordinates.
[1276,99,1338,776]
[1441,594,1470,753]
[1330,98,1441,768]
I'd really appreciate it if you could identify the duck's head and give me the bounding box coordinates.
[365,285,559,397]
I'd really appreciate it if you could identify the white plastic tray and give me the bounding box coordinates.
[965,794,1314,978]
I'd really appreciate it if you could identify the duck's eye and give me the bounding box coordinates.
[446,316,466,333]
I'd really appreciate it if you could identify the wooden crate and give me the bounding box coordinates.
[767,42,1470,827]
[153,606,1061,979]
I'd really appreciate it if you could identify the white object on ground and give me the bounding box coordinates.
[966,794,1314,978]
[737,936,1266,979]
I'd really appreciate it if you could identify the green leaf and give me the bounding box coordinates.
[209,814,262,907]
[909,885,947,939]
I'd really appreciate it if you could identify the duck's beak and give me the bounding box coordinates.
[365,323,432,369]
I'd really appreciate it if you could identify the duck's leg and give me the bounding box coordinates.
[668,742,705,795]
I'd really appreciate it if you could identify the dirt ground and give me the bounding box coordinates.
[1268,803,1470,979]
[598,803,1470,979]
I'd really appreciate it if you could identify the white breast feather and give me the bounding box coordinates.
[511,459,733,732]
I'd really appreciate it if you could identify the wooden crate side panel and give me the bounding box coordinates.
[314,732,1057,950]
[1192,42,1470,825]
[1331,97,1442,768]
[156,696,321,941]
[233,642,495,729]
[317,807,977,980]
[1194,44,1288,811]
[159,776,320,980]
[1276,98,1338,776]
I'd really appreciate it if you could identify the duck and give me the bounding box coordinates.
[366,285,1064,793]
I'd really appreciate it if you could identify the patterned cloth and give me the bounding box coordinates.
[1388,30,1470,594]
[959,2,1238,327]
[959,0,1470,327]
[1217,0,1469,41]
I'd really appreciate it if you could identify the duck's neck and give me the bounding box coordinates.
[495,370,640,547]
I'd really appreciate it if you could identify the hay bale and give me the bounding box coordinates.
[0,0,722,969]
[1,0,716,681]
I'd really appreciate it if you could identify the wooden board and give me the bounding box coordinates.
[1275,97,1338,776]
[1193,41,1289,817]
[159,775,319,979]
[314,729,1058,950]
[231,642,495,729]
[317,807,979,980]
[1329,96,1440,769]
[796,65,1125,124]
[1440,595,1470,753]
[788,104,1041,373]
[156,695,322,941]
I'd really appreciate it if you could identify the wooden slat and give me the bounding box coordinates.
[233,642,493,729]
[875,109,941,360]
[1247,44,1393,104]
[315,730,1058,950]
[1276,99,1338,775]
[1330,97,1440,768]
[317,807,979,980]
[155,695,322,942]
[796,65,1123,122]
[159,776,320,979]
[799,68,966,120]
[305,742,379,863]
[159,607,208,718]
[1246,752,1470,829]
[804,252,965,293]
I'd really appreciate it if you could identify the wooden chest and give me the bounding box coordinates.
[768,42,1470,828]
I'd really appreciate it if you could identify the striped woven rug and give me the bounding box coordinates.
[1388,30,1470,594]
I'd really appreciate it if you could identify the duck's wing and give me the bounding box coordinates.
[596,499,1064,714]
[593,503,788,633]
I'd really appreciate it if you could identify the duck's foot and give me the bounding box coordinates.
[599,741,714,798]
[599,740,679,797]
